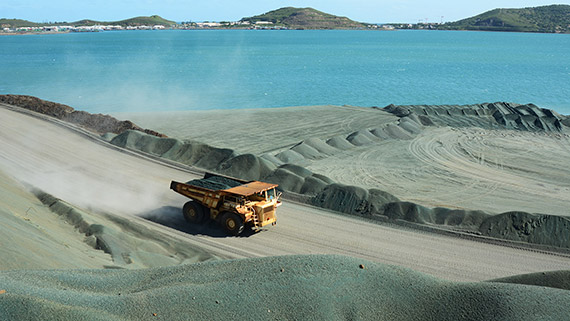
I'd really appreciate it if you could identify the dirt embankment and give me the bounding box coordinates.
[0,95,166,137]
[33,190,215,268]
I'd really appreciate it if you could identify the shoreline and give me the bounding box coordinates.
[0,30,70,36]
[2,28,569,36]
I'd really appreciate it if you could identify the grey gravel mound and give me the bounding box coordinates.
[260,153,284,166]
[300,175,329,194]
[110,130,236,171]
[346,130,376,146]
[406,113,424,126]
[218,153,277,181]
[384,104,411,117]
[279,164,313,178]
[417,114,436,126]
[384,102,566,132]
[479,212,570,248]
[399,117,423,134]
[1,255,569,321]
[381,202,435,223]
[369,127,392,139]
[112,130,183,156]
[291,141,324,159]
[489,270,570,291]
[384,123,415,139]
[326,135,356,150]
[312,184,400,216]
[312,173,335,184]
[380,203,491,229]
[275,149,305,164]
[165,140,236,170]
[302,137,338,155]
[432,207,490,230]
[264,168,306,193]
[262,165,333,195]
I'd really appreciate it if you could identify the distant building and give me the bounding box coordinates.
[196,22,222,28]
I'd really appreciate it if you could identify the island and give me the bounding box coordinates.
[1,5,569,34]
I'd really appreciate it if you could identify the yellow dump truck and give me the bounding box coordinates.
[170,172,281,235]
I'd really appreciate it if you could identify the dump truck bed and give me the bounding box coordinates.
[185,174,244,191]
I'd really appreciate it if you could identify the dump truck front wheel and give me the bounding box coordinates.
[183,201,204,224]
[220,212,244,236]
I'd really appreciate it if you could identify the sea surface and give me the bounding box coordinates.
[1,30,569,114]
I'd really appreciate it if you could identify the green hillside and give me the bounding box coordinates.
[0,19,39,28]
[73,15,175,26]
[443,4,570,33]
[72,19,102,26]
[1,15,175,28]
[112,15,175,26]
[241,7,364,29]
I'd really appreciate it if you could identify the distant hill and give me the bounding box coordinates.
[72,15,176,27]
[241,7,364,29]
[106,15,175,27]
[0,15,175,28]
[0,19,39,28]
[442,4,570,33]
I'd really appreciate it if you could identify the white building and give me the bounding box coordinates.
[196,22,222,28]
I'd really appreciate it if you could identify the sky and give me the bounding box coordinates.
[1,1,567,24]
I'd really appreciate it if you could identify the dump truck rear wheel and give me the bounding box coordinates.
[220,212,244,236]
[183,201,204,224]
[199,207,210,223]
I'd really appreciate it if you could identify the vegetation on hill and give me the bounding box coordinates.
[4,5,568,33]
[0,19,39,28]
[72,15,175,27]
[0,15,175,28]
[241,7,364,29]
[442,4,570,33]
[104,15,175,27]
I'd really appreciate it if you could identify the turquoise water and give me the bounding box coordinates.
[1,30,569,114]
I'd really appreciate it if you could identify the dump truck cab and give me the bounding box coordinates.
[221,181,280,228]
[170,173,281,235]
